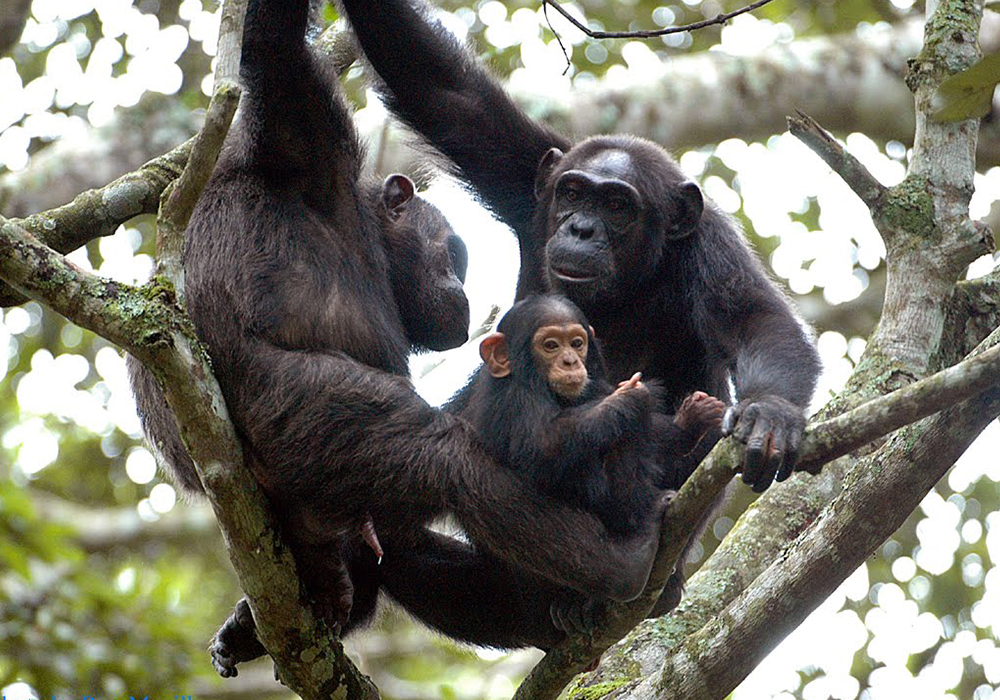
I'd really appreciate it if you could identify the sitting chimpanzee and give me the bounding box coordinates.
[321,0,822,651]
[463,294,724,537]
[169,0,664,677]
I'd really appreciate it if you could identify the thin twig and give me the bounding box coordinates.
[542,1,572,74]
[541,0,776,40]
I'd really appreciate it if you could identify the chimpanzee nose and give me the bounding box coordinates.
[569,220,595,240]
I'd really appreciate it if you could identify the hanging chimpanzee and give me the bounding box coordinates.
[340,0,819,488]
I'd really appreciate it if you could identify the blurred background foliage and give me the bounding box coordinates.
[3,0,1000,698]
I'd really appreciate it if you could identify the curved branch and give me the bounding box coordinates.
[540,0,776,40]
[0,139,193,307]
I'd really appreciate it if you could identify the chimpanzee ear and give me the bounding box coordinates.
[479,332,511,378]
[666,181,704,240]
[383,174,415,220]
[534,148,564,200]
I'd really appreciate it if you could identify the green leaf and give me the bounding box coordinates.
[933,52,1000,122]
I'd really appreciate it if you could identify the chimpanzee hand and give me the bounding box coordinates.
[674,391,726,435]
[613,371,645,395]
[721,395,806,492]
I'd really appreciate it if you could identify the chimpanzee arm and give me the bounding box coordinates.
[243,345,657,603]
[337,0,569,239]
[559,388,652,455]
[651,413,721,490]
[531,388,652,490]
[691,211,821,491]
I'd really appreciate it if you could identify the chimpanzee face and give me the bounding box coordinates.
[381,174,471,352]
[535,142,705,314]
[531,321,589,400]
[541,149,641,306]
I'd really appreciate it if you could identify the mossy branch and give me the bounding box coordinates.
[0,139,193,307]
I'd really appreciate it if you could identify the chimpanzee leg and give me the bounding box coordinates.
[379,527,565,650]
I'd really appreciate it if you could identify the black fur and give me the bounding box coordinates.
[132,0,662,675]
[462,295,660,536]
[335,0,821,648]
[127,182,470,496]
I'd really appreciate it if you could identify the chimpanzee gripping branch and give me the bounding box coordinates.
[569,4,996,698]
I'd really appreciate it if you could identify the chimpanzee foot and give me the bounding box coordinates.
[550,593,606,636]
[210,598,267,678]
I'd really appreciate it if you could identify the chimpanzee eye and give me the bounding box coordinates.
[543,339,559,351]
[564,189,579,202]
[571,337,585,349]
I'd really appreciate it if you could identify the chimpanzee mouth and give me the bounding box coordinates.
[551,267,598,284]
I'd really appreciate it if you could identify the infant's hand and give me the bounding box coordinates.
[613,372,644,396]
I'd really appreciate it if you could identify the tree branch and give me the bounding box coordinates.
[786,111,887,210]
[513,334,1000,700]
[0,139,193,307]
[650,328,1000,699]
[0,24,357,311]
[540,0,776,40]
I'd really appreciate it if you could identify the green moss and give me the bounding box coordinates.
[923,0,981,53]
[567,679,631,700]
[909,0,982,87]
[875,177,936,242]
[140,275,177,303]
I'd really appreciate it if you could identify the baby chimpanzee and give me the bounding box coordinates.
[459,294,724,537]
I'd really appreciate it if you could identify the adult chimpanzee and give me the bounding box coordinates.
[466,294,724,537]
[339,0,819,488]
[180,0,666,675]
[127,173,471,498]
[317,0,821,650]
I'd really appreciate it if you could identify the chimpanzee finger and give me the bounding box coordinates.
[776,425,802,482]
[741,412,770,488]
[549,601,567,632]
[732,404,759,443]
[754,427,786,493]
[720,405,740,436]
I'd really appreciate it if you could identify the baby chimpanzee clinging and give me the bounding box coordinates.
[460,294,724,537]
